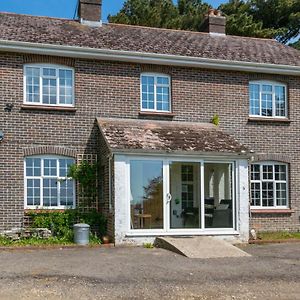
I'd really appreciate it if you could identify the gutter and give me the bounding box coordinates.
[0,39,300,76]
[110,149,251,159]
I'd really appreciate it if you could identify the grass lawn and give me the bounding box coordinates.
[258,232,300,241]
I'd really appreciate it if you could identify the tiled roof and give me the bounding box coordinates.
[97,118,249,154]
[0,12,300,66]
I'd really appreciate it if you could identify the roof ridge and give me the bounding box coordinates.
[105,22,277,43]
[0,11,76,22]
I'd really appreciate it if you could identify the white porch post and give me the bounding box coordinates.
[114,155,129,245]
[237,159,250,242]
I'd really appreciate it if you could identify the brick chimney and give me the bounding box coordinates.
[200,9,226,35]
[78,0,102,25]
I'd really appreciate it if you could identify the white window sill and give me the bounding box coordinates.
[250,208,294,214]
[25,207,75,211]
[248,116,290,123]
[139,111,175,117]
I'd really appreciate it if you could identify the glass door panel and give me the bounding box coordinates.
[170,162,201,229]
[130,160,163,230]
[204,163,234,228]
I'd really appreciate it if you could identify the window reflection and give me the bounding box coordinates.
[130,160,163,229]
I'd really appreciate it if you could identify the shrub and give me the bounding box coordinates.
[27,209,106,242]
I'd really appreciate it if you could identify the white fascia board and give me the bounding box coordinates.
[111,149,251,159]
[0,39,300,76]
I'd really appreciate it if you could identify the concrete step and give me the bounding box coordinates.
[155,236,251,259]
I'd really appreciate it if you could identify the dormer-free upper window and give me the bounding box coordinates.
[141,73,171,112]
[24,65,74,106]
[249,81,287,118]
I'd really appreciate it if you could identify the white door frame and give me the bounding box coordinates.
[125,155,237,236]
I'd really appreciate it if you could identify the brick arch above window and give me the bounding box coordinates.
[23,55,75,67]
[140,64,172,75]
[251,153,291,164]
[23,146,77,158]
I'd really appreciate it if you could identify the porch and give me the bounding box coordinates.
[97,118,250,245]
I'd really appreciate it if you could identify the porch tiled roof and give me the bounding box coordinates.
[0,12,300,67]
[97,118,249,155]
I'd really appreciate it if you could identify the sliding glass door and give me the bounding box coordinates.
[130,160,164,230]
[129,158,235,232]
[169,162,201,229]
[204,163,234,229]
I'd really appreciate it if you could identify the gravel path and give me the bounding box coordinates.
[0,243,299,299]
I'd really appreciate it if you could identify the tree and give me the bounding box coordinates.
[108,0,181,29]
[108,0,300,47]
[177,0,211,31]
[219,0,300,43]
[108,0,210,31]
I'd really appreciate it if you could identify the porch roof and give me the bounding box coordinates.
[97,118,249,156]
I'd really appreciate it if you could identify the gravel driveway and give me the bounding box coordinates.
[0,243,299,299]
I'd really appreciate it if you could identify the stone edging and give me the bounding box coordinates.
[249,239,300,244]
[0,243,114,251]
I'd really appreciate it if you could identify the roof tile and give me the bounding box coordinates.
[97,118,249,154]
[0,12,299,66]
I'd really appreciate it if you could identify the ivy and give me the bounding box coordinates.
[68,160,99,205]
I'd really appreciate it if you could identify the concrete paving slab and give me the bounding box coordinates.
[155,236,251,258]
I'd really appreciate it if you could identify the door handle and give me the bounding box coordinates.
[166,193,172,203]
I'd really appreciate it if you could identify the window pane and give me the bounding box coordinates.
[275,86,286,117]
[26,158,41,177]
[249,84,260,115]
[262,182,274,206]
[43,68,56,77]
[251,182,261,206]
[276,183,287,206]
[251,164,260,180]
[59,69,73,105]
[141,75,155,110]
[156,86,170,111]
[261,93,273,116]
[43,178,58,207]
[262,165,273,180]
[26,67,40,103]
[44,159,57,176]
[275,165,286,180]
[130,160,163,230]
[157,76,169,85]
[27,179,40,206]
[262,85,272,92]
[42,78,57,104]
[60,180,74,206]
[59,159,74,177]
[204,163,233,228]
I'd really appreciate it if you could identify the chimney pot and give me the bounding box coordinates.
[200,9,226,35]
[78,0,102,24]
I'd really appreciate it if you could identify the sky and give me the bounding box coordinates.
[0,0,225,21]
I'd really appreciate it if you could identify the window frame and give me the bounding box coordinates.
[140,72,172,113]
[249,80,287,118]
[250,161,289,209]
[24,155,76,209]
[23,64,75,107]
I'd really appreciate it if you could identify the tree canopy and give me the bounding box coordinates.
[108,0,300,48]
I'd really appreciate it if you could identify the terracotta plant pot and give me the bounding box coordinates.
[102,235,110,244]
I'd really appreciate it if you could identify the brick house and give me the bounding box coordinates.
[0,0,299,244]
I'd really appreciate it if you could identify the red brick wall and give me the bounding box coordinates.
[0,52,299,234]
